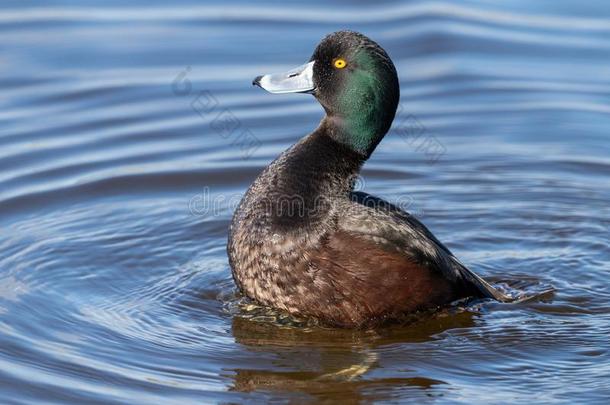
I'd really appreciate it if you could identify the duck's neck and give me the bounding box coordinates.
[259,120,365,229]
[280,119,366,197]
[323,95,397,157]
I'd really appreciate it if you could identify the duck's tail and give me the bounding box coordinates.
[451,257,515,303]
[452,257,555,303]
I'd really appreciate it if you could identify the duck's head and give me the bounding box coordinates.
[253,31,399,157]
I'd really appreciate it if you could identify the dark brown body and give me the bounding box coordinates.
[297,231,462,326]
[228,122,503,328]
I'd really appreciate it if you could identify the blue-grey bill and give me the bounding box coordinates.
[253,61,315,94]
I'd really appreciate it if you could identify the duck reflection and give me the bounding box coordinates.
[227,307,477,401]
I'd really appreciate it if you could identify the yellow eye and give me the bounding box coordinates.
[333,58,347,69]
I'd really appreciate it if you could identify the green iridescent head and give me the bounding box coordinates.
[253,31,400,157]
[309,31,399,156]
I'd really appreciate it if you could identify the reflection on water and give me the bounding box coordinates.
[1,0,610,403]
[228,309,477,401]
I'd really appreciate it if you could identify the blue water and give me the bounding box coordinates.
[1,1,609,403]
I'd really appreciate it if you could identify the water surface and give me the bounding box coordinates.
[1,1,609,403]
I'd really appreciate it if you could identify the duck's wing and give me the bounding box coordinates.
[344,191,512,302]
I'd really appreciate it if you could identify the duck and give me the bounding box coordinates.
[228,30,510,328]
